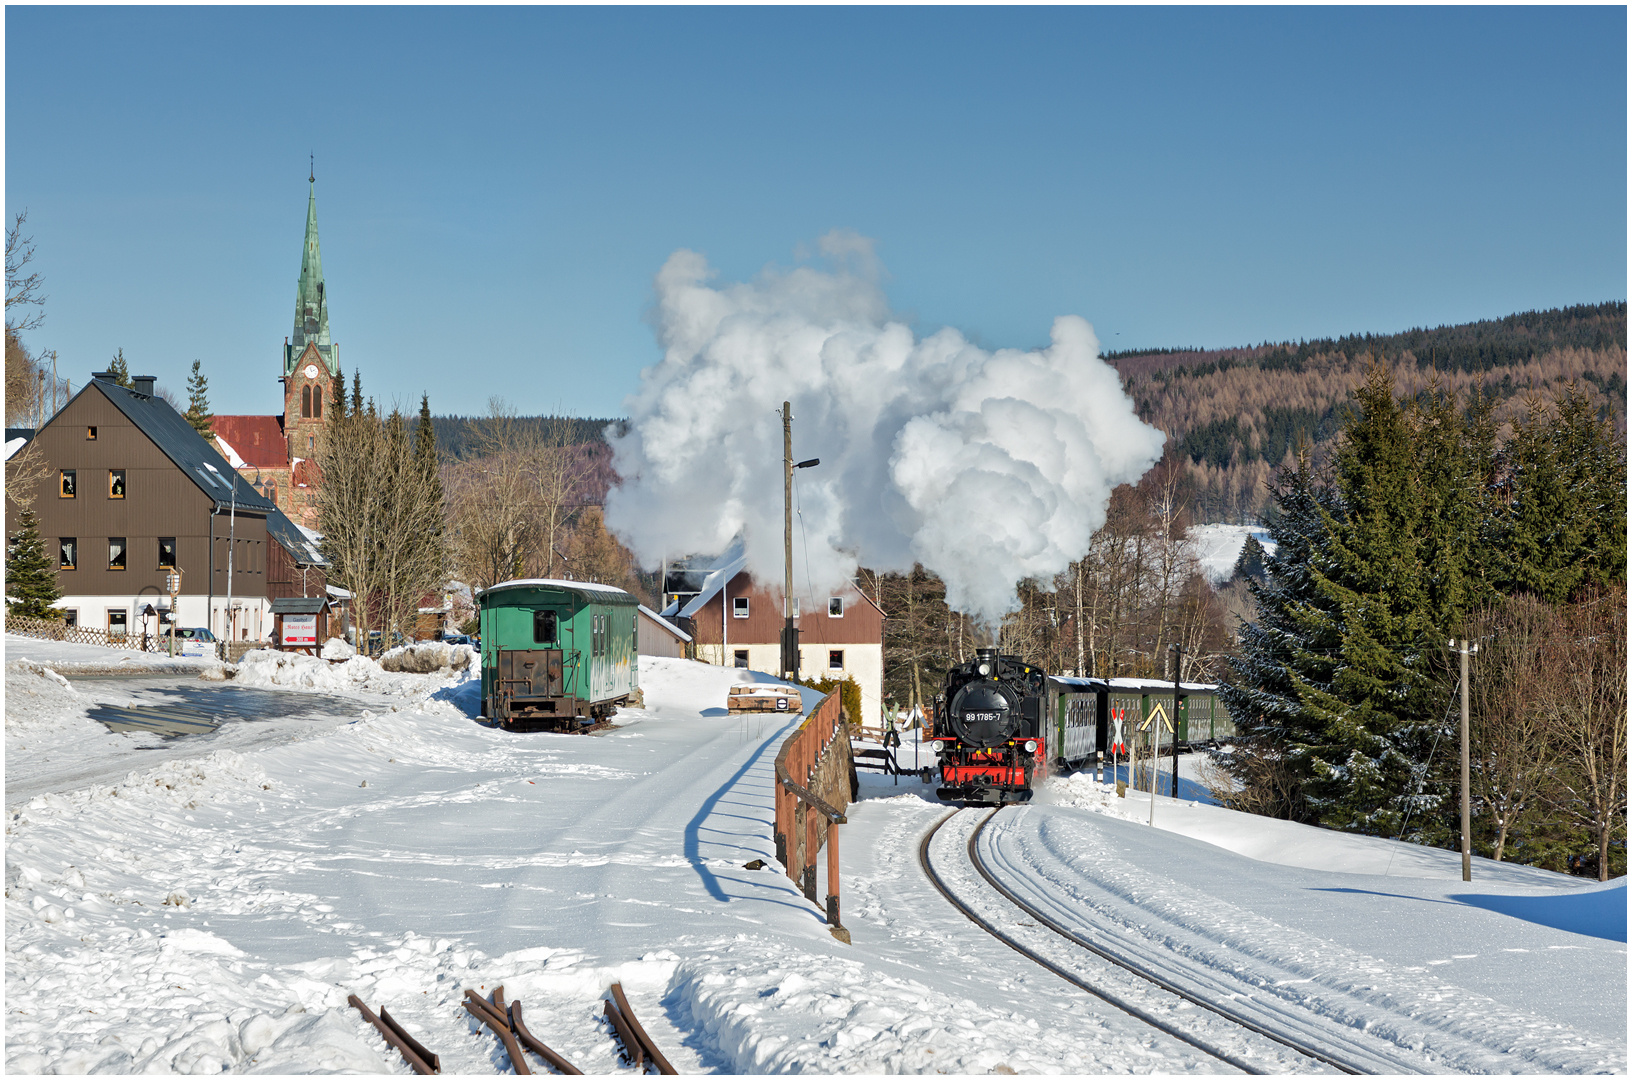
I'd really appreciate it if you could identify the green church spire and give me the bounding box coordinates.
[286,169,337,376]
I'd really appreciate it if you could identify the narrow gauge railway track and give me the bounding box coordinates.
[920,809,1430,1076]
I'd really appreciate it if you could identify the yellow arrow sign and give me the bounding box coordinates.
[1140,702,1174,733]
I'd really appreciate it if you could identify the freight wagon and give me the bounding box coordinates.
[477,579,639,730]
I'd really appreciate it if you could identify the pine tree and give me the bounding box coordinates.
[184,359,214,437]
[108,348,132,388]
[5,508,62,619]
[331,365,347,418]
[350,370,364,417]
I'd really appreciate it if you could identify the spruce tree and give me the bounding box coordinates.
[5,508,62,619]
[108,348,132,388]
[1217,446,1343,822]
[350,371,364,417]
[1232,534,1267,582]
[331,365,347,418]
[184,359,214,437]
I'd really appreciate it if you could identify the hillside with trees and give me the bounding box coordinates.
[1110,302,1626,522]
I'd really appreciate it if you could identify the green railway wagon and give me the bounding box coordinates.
[477,579,639,730]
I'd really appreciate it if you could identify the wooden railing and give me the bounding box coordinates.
[773,689,852,942]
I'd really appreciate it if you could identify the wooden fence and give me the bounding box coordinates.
[773,690,855,942]
[6,614,176,653]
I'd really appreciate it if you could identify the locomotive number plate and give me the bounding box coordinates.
[966,711,1003,723]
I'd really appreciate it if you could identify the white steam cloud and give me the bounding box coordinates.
[604,232,1165,622]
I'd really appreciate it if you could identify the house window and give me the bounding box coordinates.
[107,609,128,637]
[108,469,126,498]
[734,649,749,668]
[86,426,97,440]
[301,385,312,418]
[307,435,314,453]
[158,537,177,569]
[533,609,557,644]
[108,537,127,570]
[59,538,77,570]
[829,649,844,671]
[59,470,76,498]
[828,596,844,617]
[63,609,77,627]
[732,596,749,618]
[312,390,322,419]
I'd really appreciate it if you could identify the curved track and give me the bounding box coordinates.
[920,808,1433,1076]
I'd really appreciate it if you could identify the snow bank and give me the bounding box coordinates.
[379,640,475,675]
[233,647,475,705]
[4,659,80,735]
[3,634,225,676]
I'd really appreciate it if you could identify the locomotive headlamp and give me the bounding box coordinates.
[977,663,990,675]
[1023,739,1038,753]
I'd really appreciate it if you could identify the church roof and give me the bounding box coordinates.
[213,415,289,469]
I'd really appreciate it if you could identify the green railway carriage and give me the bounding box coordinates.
[477,579,639,730]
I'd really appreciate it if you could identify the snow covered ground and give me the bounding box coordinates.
[5,638,1624,1074]
[1189,523,1277,584]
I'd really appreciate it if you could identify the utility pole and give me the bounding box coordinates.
[783,402,794,680]
[1452,638,1477,882]
[781,401,820,683]
[1171,642,1182,798]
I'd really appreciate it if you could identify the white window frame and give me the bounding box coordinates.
[828,596,844,618]
[732,596,749,619]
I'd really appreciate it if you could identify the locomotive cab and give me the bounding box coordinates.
[933,648,1047,804]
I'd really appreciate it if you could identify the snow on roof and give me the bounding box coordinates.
[676,551,749,619]
[5,437,28,460]
[1105,677,1219,694]
[481,578,637,601]
[325,584,353,599]
[213,433,248,470]
[638,604,692,642]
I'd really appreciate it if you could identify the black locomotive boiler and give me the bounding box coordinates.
[930,648,1049,804]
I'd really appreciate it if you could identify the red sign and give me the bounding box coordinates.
[281,613,317,647]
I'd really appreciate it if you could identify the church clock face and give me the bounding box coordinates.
[303,364,319,380]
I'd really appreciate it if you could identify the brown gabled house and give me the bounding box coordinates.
[6,372,330,644]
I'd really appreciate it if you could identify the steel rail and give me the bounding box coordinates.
[348,993,437,1075]
[957,808,1426,1076]
[510,1000,584,1075]
[464,989,531,1074]
[609,982,678,1075]
[920,809,1307,1075]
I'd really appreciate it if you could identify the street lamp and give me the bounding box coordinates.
[782,400,819,682]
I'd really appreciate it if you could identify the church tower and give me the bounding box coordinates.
[282,168,339,465]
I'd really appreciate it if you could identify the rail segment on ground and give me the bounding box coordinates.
[919,808,1443,1076]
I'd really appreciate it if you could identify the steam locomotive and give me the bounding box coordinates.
[930,647,1052,805]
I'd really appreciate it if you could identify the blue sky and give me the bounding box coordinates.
[6,6,1625,419]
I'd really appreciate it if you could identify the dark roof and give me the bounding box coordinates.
[6,427,35,442]
[264,506,328,566]
[73,378,277,512]
[269,596,330,615]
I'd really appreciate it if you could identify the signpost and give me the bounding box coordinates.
[166,571,182,657]
[281,613,319,649]
[1140,703,1173,826]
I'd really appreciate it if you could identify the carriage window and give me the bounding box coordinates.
[533,610,558,644]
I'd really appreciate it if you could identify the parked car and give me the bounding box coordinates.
[172,627,216,642]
